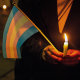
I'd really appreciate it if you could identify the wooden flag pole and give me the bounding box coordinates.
[12,2,57,50]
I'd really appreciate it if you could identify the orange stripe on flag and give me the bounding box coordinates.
[6,11,23,58]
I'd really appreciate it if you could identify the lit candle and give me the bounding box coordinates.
[63,33,68,56]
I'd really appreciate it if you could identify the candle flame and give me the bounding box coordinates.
[64,33,68,42]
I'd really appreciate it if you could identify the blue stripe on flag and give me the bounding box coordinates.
[17,26,38,58]
[2,6,18,58]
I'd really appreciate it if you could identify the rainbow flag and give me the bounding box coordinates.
[2,6,38,58]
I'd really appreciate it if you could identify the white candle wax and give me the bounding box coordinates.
[63,33,68,56]
[63,41,68,56]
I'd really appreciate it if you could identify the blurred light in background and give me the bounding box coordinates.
[0,0,11,8]
[2,5,7,10]
[0,0,19,8]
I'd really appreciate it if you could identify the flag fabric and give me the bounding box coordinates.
[57,0,73,33]
[2,6,38,58]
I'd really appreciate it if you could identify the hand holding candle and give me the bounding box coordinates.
[42,45,80,66]
[63,33,68,57]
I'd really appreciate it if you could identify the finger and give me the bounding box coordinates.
[43,45,52,51]
[63,54,80,62]
[65,50,80,58]
[67,49,80,56]
[43,50,61,64]
[44,45,58,52]
[48,49,63,57]
[44,45,63,57]
[69,50,80,57]
[67,49,74,55]
[45,51,62,62]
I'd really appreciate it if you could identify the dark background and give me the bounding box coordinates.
[18,0,80,51]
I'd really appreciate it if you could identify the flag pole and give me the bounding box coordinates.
[12,2,57,50]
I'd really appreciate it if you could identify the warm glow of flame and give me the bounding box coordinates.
[3,5,7,10]
[64,33,68,42]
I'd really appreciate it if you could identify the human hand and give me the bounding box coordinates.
[62,49,80,66]
[42,45,63,64]
[42,45,80,66]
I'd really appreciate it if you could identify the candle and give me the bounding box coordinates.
[63,33,68,56]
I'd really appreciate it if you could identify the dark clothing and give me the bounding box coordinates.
[15,0,80,80]
[18,0,61,51]
[63,0,80,50]
[18,0,80,50]
[15,33,80,80]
